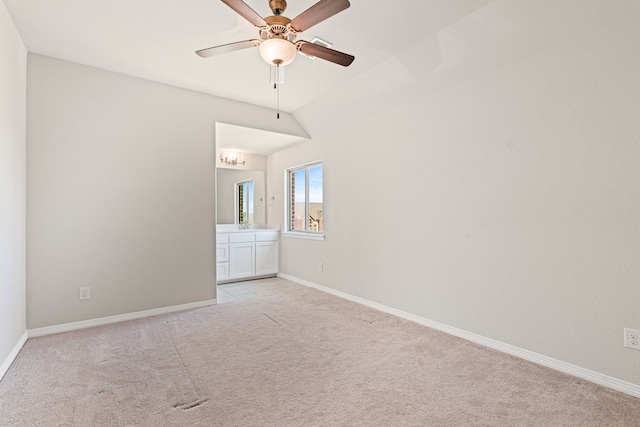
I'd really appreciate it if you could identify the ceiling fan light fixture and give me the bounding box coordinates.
[259,38,297,66]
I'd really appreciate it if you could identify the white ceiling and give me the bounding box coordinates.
[2,0,494,113]
[216,122,307,155]
[2,0,497,155]
[6,1,639,155]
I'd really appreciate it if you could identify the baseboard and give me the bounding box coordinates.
[0,331,28,381]
[279,273,640,399]
[28,299,217,338]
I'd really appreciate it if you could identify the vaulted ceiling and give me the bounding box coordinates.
[3,0,494,113]
[5,0,640,152]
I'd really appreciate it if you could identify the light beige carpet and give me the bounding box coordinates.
[1,278,639,426]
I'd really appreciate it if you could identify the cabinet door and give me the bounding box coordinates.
[229,243,255,280]
[255,241,279,276]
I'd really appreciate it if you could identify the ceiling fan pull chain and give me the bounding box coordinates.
[275,60,281,119]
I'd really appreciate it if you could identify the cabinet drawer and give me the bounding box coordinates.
[256,231,279,242]
[229,233,256,243]
[217,233,230,244]
[217,262,229,281]
[216,244,229,263]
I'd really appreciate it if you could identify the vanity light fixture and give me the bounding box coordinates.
[220,151,246,166]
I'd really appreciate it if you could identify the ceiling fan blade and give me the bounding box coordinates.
[196,40,260,58]
[290,0,350,32]
[299,42,354,67]
[220,0,267,27]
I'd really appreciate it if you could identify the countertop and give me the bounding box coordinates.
[216,224,281,233]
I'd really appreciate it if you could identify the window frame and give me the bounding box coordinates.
[284,161,325,240]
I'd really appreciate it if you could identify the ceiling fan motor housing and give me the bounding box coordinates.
[269,0,287,15]
[263,15,296,41]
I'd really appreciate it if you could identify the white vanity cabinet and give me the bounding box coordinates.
[216,229,279,283]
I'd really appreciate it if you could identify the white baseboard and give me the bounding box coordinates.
[28,299,217,338]
[0,331,28,381]
[279,273,640,399]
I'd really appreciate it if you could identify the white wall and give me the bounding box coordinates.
[269,9,640,385]
[0,1,27,374]
[27,54,307,329]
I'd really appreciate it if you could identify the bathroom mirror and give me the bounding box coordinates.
[216,168,266,224]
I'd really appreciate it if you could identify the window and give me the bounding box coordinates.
[236,180,253,224]
[287,162,323,234]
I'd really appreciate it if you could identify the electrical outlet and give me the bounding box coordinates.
[79,286,90,300]
[318,262,323,272]
[624,328,640,350]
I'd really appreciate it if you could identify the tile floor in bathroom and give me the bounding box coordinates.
[216,276,299,303]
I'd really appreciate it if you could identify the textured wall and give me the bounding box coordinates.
[0,1,27,372]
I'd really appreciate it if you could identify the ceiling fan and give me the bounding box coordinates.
[196,0,355,68]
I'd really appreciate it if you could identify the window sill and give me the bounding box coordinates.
[282,232,325,241]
